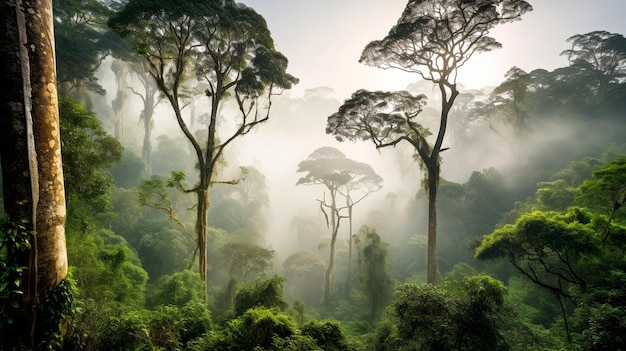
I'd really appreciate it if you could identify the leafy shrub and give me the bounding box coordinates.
[98,311,151,350]
[180,299,213,344]
[301,319,349,351]
[375,275,511,351]
[147,270,204,308]
[233,276,287,316]
[220,307,297,350]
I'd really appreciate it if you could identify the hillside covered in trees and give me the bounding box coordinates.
[1,0,626,350]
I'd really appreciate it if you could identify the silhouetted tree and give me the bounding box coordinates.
[561,31,626,103]
[329,0,532,284]
[296,146,382,306]
[110,0,297,284]
[478,66,532,137]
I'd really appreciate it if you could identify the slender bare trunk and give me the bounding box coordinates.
[424,83,458,284]
[141,94,155,175]
[197,188,208,283]
[112,62,128,143]
[345,202,353,295]
[426,164,438,284]
[323,192,338,307]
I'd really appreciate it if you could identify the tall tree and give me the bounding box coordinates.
[296,146,382,306]
[110,59,129,142]
[128,60,162,175]
[109,0,297,283]
[53,0,114,96]
[354,226,394,320]
[478,66,532,137]
[476,158,626,341]
[340,159,383,295]
[1,0,69,347]
[329,0,532,284]
[561,31,626,103]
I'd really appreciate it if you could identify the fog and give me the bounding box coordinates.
[93,55,620,278]
[79,0,626,301]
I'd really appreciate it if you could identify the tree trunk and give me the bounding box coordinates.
[345,202,353,295]
[27,0,68,295]
[196,188,209,283]
[0,0,39,345]
[0,0,67,346]
[323,191,339,307]
[323,239,336,307]
[424,82,457,285]
[141,93,155,175]
[426,163,438,284]
[112,62,128,143]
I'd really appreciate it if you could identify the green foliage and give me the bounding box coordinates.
[376,275,511,351]
[505,277,561,328]
[66,227,148,308]
[98,309,151,350]
[110,151,146,188]
[282,251,326,306]
[578,157,626,222]
[0,221,30,348]
[66,297,212,350]
[59,95,123,211]
[578,303,626,350]
[450,276,509,350]
[326,90,428,151]
[390,283,457,350]
[477,154,626,346]
[0,221,29,305]
[233,276,288,316]
[217,307,299,350]
[108,187,143,239]
[0,245,76,351]
[476,207,602,264]
[301,319,349,351]
[179,299,213,344]
[445,262,478,282]
[220,242,274,283]
[54,0,117,94]
[147,270,205,308]
[149,135,196,179]
[500,321,568,351]
[355,226,394,320]
[209,166,271,234]
[35,277,77,350]
[148,305,184,349]
[138,228,194,280]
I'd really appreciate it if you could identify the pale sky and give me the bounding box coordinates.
[241,0,626,98]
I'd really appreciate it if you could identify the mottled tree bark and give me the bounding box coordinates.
[25,0,68,294]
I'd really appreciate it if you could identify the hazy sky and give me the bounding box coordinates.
[129,1,626,255]
[241,0,626,98]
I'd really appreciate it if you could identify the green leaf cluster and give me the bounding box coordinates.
[233,276,287,317]
[374,275,510,351]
